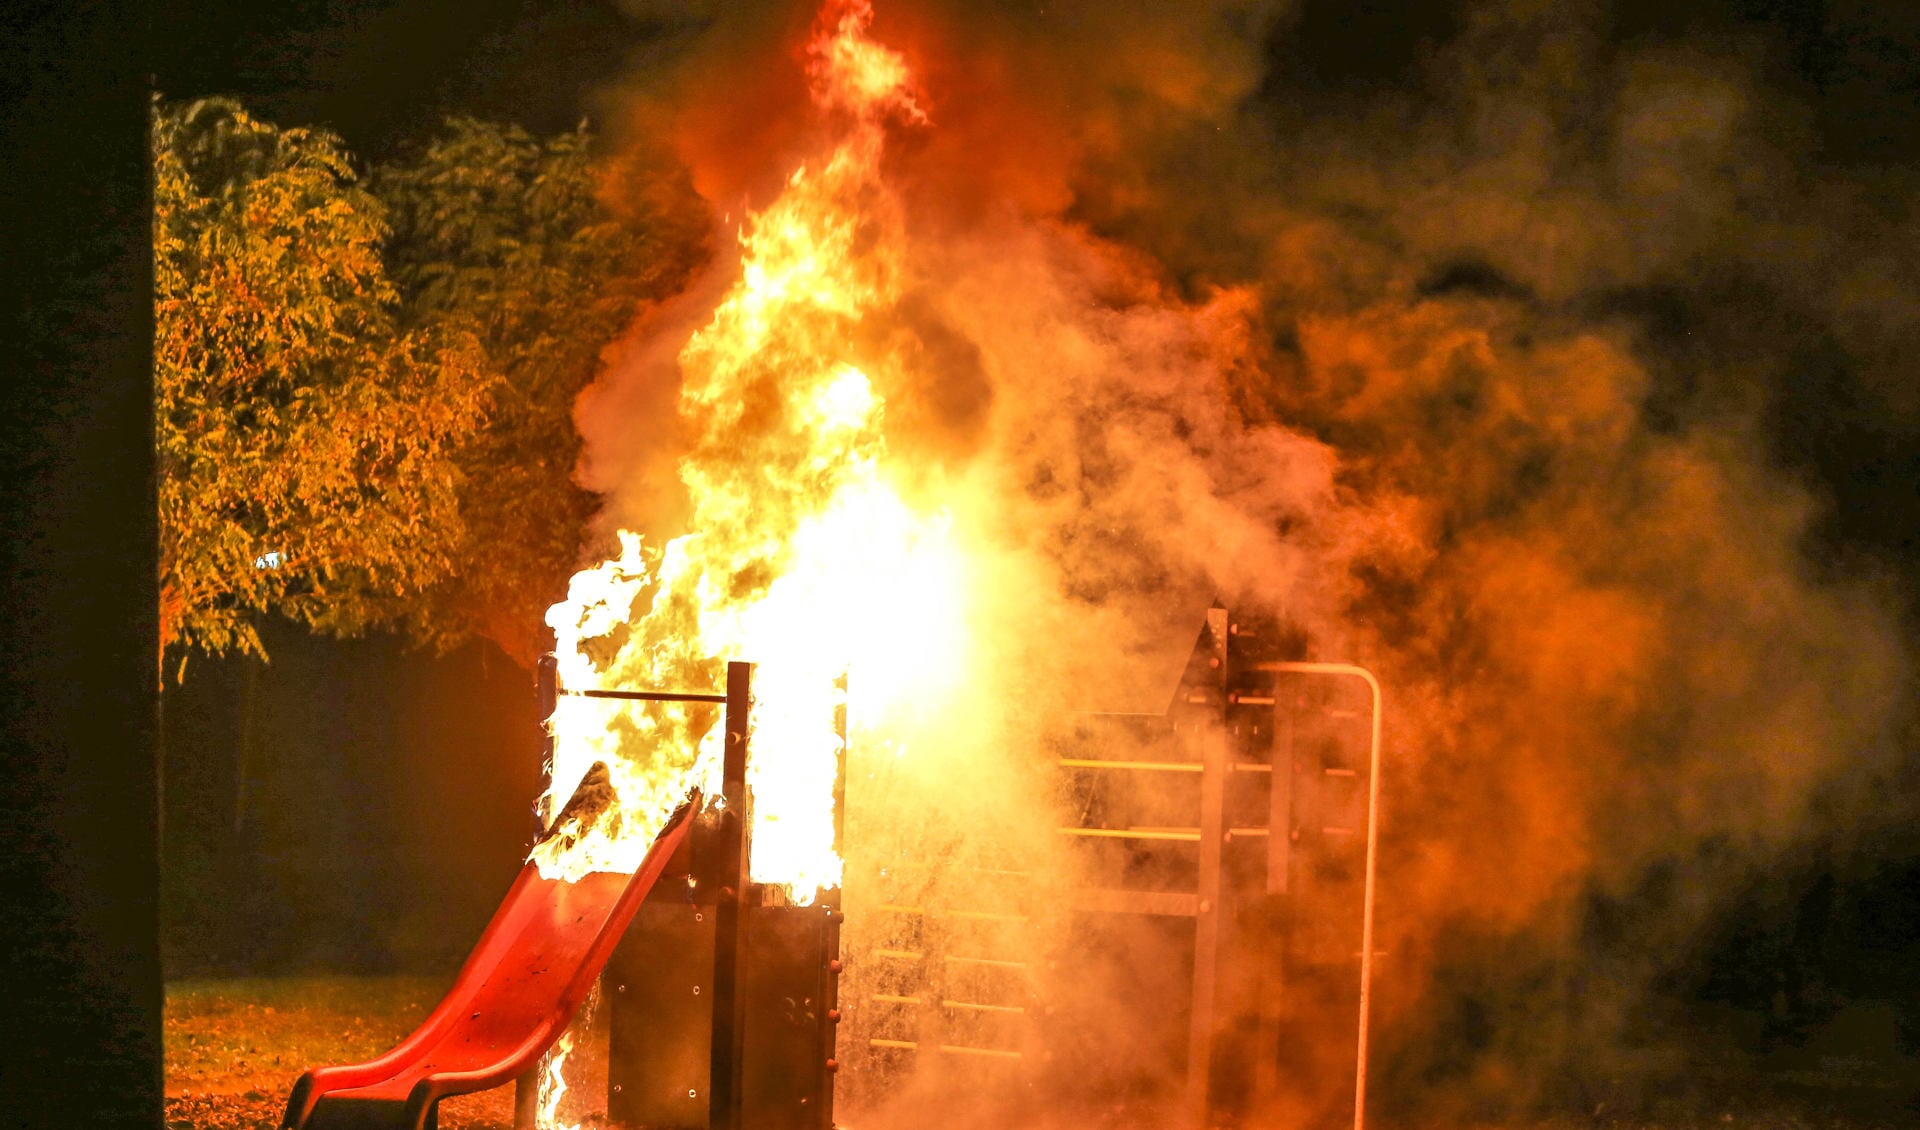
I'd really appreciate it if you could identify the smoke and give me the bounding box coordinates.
[570,0,1916,1123]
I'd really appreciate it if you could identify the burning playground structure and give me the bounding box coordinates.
[286,614,1382,1130]
[282,4,1390,1129]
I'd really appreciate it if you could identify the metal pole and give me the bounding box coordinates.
[709,661,753,1130]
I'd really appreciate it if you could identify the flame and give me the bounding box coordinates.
[807,0,926,125]
[535,1031,575,1130]
[532,0,966,899]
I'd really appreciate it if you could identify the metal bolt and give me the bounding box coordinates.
[612,1084,622,1094]
[693,985,702,995]
[827,959,843,974]
[689,1088,698,1098]
[827,1008,842,1022]
[617,984,626,993]
[695,912,704,922]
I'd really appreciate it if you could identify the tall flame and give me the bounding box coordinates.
[533,0,965,900]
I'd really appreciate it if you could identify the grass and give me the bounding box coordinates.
[164,974,521,1130]
[166,974,448,1094]
[162,976,1913,1130]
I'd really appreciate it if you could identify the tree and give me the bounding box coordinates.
[154,98,487,673]
[372,118,706,664]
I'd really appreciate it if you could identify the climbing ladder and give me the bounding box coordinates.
[838,608,1382,1130]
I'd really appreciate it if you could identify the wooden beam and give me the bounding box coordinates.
[1185,606,1231,1128]
[708,661,753,1130]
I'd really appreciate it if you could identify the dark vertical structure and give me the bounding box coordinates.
[1185,606,1230,1125]
[606,661,843,1130]
[709,660,754,1130]
[0,3,162,1126]
[513,653,563,1128]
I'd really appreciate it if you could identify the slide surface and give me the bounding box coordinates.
[282,792,698,1130]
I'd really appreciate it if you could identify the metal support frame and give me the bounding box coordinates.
[1054,614,1384,1130]
[1252,662,1383,1130]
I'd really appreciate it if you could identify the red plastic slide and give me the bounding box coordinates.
[281,788,699,1130]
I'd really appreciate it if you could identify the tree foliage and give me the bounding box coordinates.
[373,118,705,663]
[156,100,706,672]
[154,98,487,671]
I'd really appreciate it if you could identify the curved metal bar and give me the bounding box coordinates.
[1251,661,1383,1130]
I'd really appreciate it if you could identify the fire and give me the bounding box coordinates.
[532,0,965,900]
[807,0,926,125]
[535,1031,575,1130]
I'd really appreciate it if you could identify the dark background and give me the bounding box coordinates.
[5,0,1919,1126]
[159,628,541,977]
[3,2,159,1125]
[140,0,637,980]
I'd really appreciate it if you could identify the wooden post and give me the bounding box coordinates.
[1266,680,1294,897]
[709,661,753,1130]
[534,653,558,835]
[517,653,561,1130]
[512,1070,539,1130]
[1250,677,1297,1111]
[1186,607,1230,1129]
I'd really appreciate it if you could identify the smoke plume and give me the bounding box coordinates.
[570,0,1917,1122]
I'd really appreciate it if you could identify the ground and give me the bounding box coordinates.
[163,975,608,1130]
[164,977,1909,1130]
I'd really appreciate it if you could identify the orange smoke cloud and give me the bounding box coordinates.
[571,0,1915,1122]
